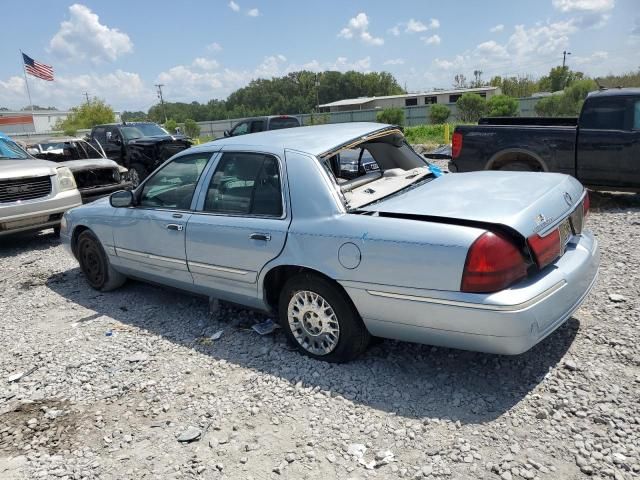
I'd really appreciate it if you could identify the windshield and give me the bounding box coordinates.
[0,138,30,160]
[123,123,169,140]
[31,140,105,161]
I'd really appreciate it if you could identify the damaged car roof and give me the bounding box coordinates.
[203,122,396,157]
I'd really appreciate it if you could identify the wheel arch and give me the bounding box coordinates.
[485,148,549,172]
[261,264,357,317]
[70,224,91,258]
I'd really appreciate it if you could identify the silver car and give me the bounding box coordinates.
[1,133,82,237]
[61,123,599,363]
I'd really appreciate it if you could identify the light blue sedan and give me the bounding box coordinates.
[61,123,599,362]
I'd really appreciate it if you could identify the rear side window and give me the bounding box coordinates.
[581,97,628,130]
[634,100,640,130]
[204,153,282,216]
[268,117,300,130]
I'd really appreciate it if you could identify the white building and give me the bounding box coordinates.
[319,86,501,112]
[0,110,122,135]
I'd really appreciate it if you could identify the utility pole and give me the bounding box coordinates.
[562,50,571,68]
[155,84,167,123]
[83,92,90,105]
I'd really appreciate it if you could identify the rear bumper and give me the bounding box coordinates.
[341,230,599,355]
[0,190,82,236]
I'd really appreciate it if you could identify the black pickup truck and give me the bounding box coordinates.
[88,122,192,186]
[449,88,640,191]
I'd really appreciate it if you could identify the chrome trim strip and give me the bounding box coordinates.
[366,281,567,312]
[188,261,250,276]
[115,247,186,266]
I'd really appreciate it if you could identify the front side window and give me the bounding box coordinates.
[634,100,640,130]
[231,122,249,136]
[139,153,210,210]
[204,152,282,217]
[581,97,628,130]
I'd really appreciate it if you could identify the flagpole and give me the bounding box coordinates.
[19,50,35,134]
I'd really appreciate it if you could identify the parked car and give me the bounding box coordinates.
[224,115,301,137]
[61,123,599,363]
[88,122,192,186]
[449,88,640,191]
[0,132,81,237]
[27,137,133,204]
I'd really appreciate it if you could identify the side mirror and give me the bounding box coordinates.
[223,130,231,137]
[110,190,134,208]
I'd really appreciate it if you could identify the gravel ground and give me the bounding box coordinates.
[1,187,639,480]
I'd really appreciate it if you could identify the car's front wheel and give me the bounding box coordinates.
[128,163,148,188]
[77,230,126,292]
[279,273,370,363]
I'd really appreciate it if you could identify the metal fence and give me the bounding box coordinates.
[195,97,543,139]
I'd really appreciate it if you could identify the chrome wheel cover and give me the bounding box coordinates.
[287,290,340,355]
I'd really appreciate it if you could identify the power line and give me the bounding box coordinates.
[562,50,572,68]
[83,92,90,105]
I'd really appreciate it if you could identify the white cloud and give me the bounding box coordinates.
[247,8,259,17]
[476,40,509,58]
[406,19,427,33]
[0,70,153,110]
[552,0,614,12]
[429,18,440,29]
[573,50,608,65]
[389,25,401,36]
[423,34,441,45]
[338,13,384,46]
[433,55,466,70]
[383,58,405,65]
[490,24,505,32]
[49,4,133,63]
[207,42,222,52]
[192,57,220,70]
[228,1,240,12]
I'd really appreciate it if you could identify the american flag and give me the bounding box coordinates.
[22,53,54,81]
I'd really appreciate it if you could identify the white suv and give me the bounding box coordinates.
[1,133,82,237]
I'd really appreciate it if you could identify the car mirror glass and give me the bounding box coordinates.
[110,190,134,208]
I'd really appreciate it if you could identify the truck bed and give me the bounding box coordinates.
[478,116,578,127]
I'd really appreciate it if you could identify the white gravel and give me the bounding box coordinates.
[1,191,639,480]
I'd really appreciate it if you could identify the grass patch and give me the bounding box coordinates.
[404,124,457,144]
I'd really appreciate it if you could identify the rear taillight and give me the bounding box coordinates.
[461,232,528,293]
[527,229,561,269]
[451,132,463,159]
[582,190,590,219]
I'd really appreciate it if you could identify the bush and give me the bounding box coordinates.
[184,118,200,138]
[534,79,597,117]
[164,119,177,134]
[486,95,519,117]
[429,104,450,124]
[376,107,404,126]
[456,93,487,123]
[55,99,115,135]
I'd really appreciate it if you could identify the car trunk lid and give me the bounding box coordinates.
[359,171,585,239]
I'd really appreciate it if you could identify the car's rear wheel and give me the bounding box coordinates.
[128,163,147,188]
[77,230,126,291]
[279,273,370,363]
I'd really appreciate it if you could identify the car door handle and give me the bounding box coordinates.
[166,223,184,231]
[249,233,271,241]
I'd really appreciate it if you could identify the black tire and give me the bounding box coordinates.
[77,230,126,292]
[498,161,535,172]
[128,163,148,188]
[278,273,370,363]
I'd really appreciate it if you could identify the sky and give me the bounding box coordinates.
[0,0,638,112]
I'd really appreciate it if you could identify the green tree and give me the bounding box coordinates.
[429,104,451,124]
[456,93,487,122]
[122,110,148,121]
[486,95,519,117]
[534,78,597,117]
[538,66,585,92]
[184,118,200,138]
[490,75,538,98]
[164,119,178,134]
[376,107,404,126]
[55,98,115,135]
